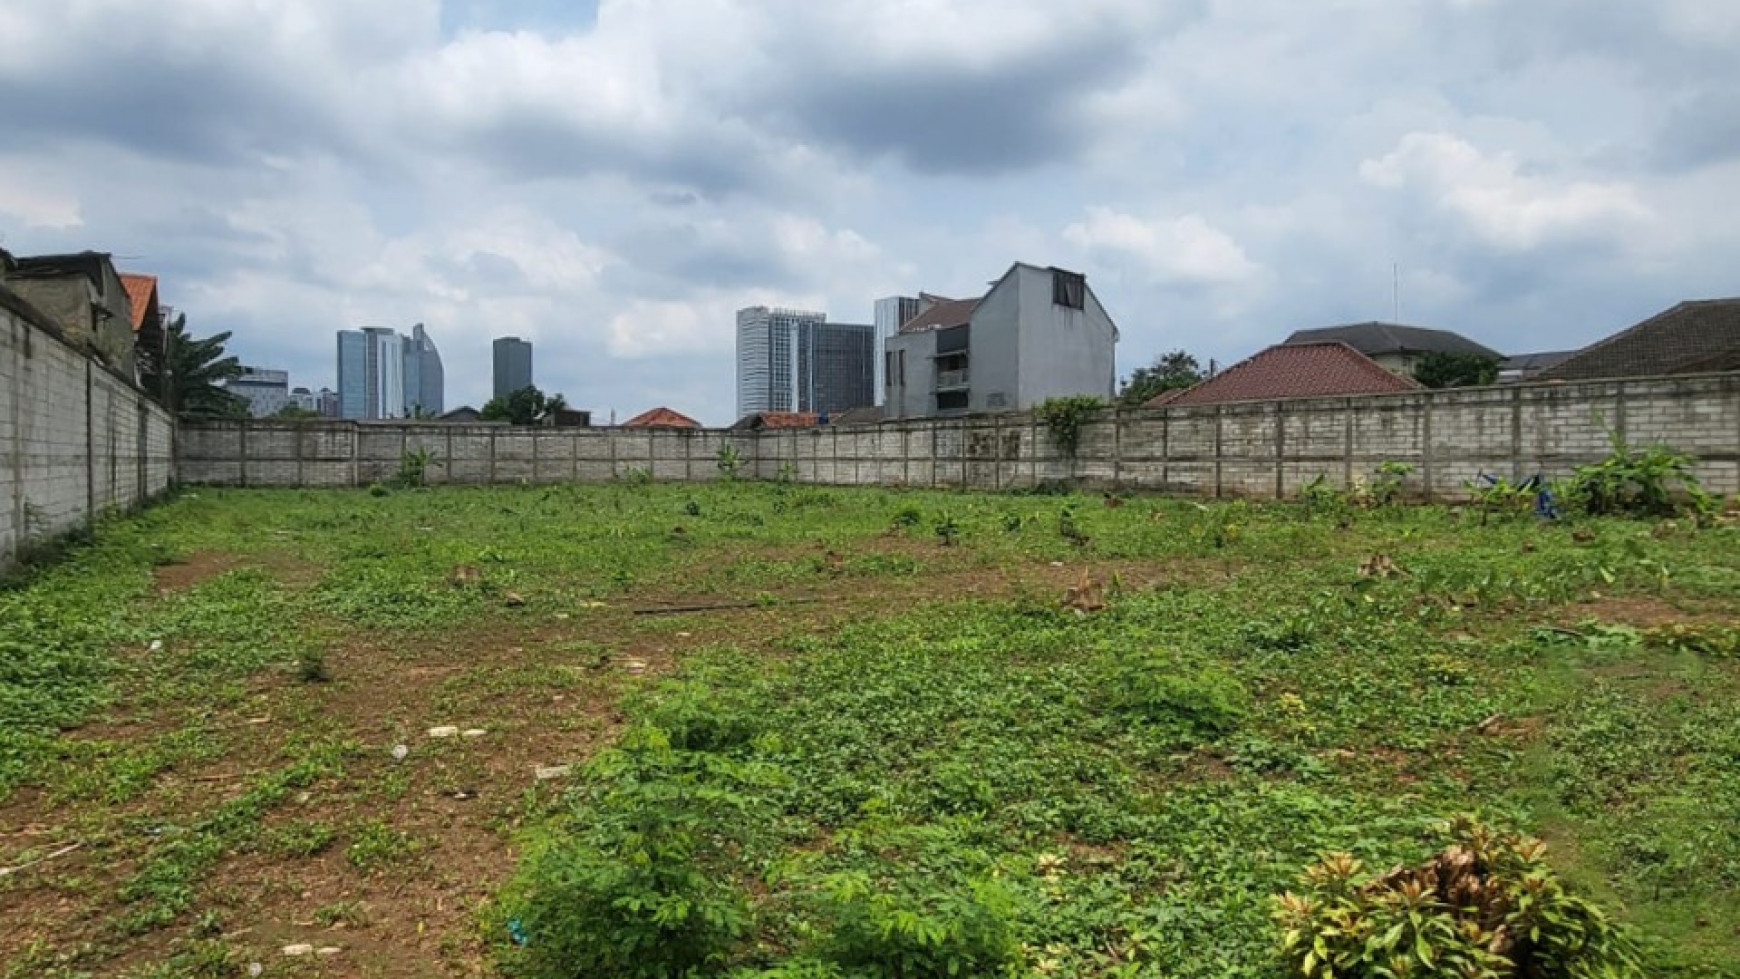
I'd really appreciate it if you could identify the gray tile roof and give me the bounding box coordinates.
[1539,299,1740,381]
[1283,321,1502,359]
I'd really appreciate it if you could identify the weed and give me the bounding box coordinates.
[717,443,744,480]
[933,511,961,547]
[346,820,419,873]
[394,446,436,488]
[1033,395,1104,457]
[1561,432,1714,519]
[264,820,339,858]
[295,647,331,683]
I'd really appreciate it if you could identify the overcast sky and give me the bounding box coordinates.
[3,0,1737,423]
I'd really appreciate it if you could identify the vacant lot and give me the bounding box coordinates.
[1,482,1737,977]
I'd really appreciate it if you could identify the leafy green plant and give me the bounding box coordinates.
[1033,395,1104,457]
[394,446,436,488]
[1274,816,1642,979]
[1368,461,1414,507]
[296,647,331,683]
[346,820,419,873]
[1560,433,1713,519]
[1466,475,1537,524]
[1108,656,1248,737]
[933,511,961,547]
[890,506,923,531]
[717,443,744,481]
[620,466,654,486]
[820,870,1021,979]
[500,726,772,979]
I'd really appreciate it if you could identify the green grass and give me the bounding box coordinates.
[1,481,1737,976]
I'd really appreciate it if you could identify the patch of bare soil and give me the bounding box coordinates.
[0,549,1227,976]
[151,550,242,592]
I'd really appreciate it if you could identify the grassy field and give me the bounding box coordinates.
[0,481,1736,978]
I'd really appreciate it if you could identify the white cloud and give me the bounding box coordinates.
[1063,208,1260,286]
[0,173,82,230]
[1359,131,1652,251]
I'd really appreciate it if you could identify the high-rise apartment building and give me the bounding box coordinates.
[736,307,875,418]
[403,323,445,416]
[336,324,442,419]
[873,296,922,407]
[493,337,534,398]
[224,367,290,417]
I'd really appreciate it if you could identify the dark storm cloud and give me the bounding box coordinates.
[767,30,1163,173]
[607,222,802,293]
[1652,90,1740,173]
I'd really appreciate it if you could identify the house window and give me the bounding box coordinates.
[937,390,968,413]
[1052,269,1085,309]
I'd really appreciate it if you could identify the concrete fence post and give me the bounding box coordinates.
[1421,395,1435,502]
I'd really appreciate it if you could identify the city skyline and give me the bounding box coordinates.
[735,307,875,418]
[1,2,1736,426]
[336,324,446,419]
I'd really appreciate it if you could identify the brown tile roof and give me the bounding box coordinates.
[1152,341,1420,407]
[623,406,700,428]
[731,411,820,430]
[898,297,979,334]
[1537,298,1740,381]
[120,274,158,331]
[1284,321,1501,360]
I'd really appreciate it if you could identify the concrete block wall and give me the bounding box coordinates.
[2,294,175,571]
[176,420,761,489]
[178,373,1740,501]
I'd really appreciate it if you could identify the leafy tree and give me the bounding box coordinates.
[1120,349,1204,405]
[146,314,248,419]
[273,403,322,420]
[1413,351,1500,388]
[480,385,567,425]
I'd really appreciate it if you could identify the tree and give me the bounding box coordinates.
[146,314,248,419]
[1119,349,1204,406]
[273,403,322,420]
[480,385,567,425]
[1413,351,1500,389]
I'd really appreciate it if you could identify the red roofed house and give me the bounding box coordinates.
[1149,341,1419,407]
[730,411,821,431]
[120,273,167,388]
[623,406,701,429]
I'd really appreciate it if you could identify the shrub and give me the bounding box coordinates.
[821,871,1021,979]
[501,727,773,979]
[1560,433,1712,519]
[1273,816,1642,979]
[1110,657,1248,736]
[393,446,435,488]
[1367,461,1414,507]
[295,648,331,683]
[717,444,744,480]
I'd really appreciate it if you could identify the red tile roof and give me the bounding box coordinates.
[623,406,700,428]
[898,297,979,334]
[731,411,821,430]
[119,274,158,331]
[750,412,820,429]
[1151,341,1419,407]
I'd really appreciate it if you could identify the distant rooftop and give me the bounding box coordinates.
[1152,341,1420,407]
[1284,321,1501,360]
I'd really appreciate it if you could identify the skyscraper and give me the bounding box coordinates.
[336,325,432,419]
[403,323,445,416]
[873,296,922,407]
[493,337,534,397]
[736,307,875,418]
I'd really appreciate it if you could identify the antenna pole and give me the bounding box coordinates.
[1392,262,1400,322]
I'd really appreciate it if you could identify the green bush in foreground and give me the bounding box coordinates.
[502,726,773,979]
[1274,816,1642,979]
